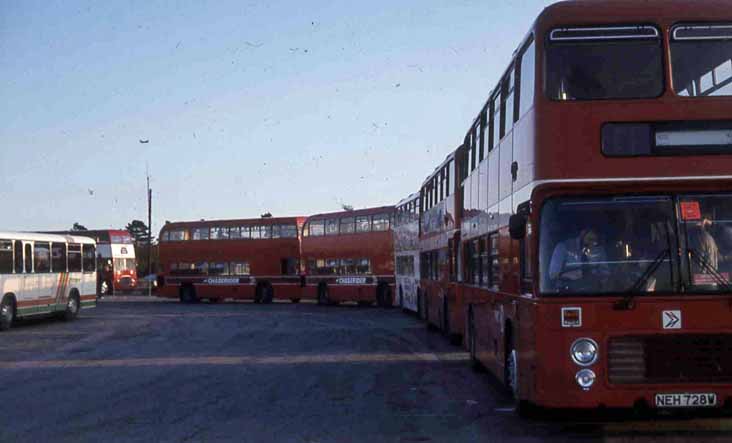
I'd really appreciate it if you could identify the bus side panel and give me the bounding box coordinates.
[448,282,465,338]
[470,289,503,378]
[194,284,256,301]
[328,285,377,303]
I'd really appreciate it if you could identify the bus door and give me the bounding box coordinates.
[11,241,25,301]
[21,242,42,306]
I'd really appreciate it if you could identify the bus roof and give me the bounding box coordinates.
[306,206,395,221]
[0,231,96,244]
[162,216,306,231]
[396,193,419,207]
[538,0,730,30]
[421,148,458,188]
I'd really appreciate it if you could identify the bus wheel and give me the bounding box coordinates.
[425,294,437,331]
[416,290,423,319]
[0,295,15,331]
[377,284,392,308]
[290,298,300,304]
[504,333,535,416]
[357,301,372,307]
[180,286,197,304]
[62,292,80,321]
[260,284,274,304]
[317,284,330,306]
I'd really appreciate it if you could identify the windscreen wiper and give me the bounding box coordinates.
[615,249,670,311]
[688,248,732,292]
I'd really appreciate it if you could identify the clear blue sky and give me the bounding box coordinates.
[0,0,553,234]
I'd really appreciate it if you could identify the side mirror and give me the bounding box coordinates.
[509,214,527,240]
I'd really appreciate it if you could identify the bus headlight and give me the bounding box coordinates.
[575,369,596,390]
[570,338,599,366]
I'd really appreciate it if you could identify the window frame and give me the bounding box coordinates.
[68,243,82,273]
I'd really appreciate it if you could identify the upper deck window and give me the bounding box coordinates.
[372,213,390,231]
[546,25,663,100]
[340,217,355,234]
[281,224,298,238]
[326,219,339,236]
[192,227,209,241]
[356,215,371,233]
[309,220,325,237]
[671,24,732,97]
[210,227,229,240]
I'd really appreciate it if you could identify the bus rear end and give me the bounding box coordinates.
[301,207,395,306]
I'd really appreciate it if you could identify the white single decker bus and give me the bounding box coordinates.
[0,232,97,330]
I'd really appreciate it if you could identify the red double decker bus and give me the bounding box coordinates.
[157,217,304,303]
[301,206,395,306]
[49,229,138,296]
[460,0,732,413]
[418,149,465,344]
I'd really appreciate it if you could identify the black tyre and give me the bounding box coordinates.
[290,298,301,304]
[357,301,372,307]
[0,296,15,331]
[180,286,197,304]
[317,284,330,306]
[504,330,535,416]
[258,284,274,304]
[376,284,392,308]
[62,293,80,321]
[416,290,423,319]
[425,294,437,331]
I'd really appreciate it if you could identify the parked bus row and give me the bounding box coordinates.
[156,206,396,306]
[394,0,732,414]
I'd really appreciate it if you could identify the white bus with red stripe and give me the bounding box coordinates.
[0,232,97,330]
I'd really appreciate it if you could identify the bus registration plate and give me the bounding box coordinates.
[655,393,716,408]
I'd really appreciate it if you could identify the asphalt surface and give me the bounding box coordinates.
[1,299,731,443]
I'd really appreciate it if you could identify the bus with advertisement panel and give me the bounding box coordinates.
[301,206,395,306]
[157,217,304,303]
[0,232,97,330]
[393,193,421,312]
[418,147,465,344]
[459,0,732,413]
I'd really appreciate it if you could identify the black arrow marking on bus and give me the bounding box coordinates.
[664,311,680,328]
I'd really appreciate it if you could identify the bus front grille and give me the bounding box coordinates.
[119,276,133,288]
[608,335,732,385]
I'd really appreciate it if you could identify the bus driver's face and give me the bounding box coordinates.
[582,230,599,248]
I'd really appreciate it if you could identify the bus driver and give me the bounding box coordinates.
[548,227,610,290]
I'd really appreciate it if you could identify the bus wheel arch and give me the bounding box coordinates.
[0,293,17,331]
